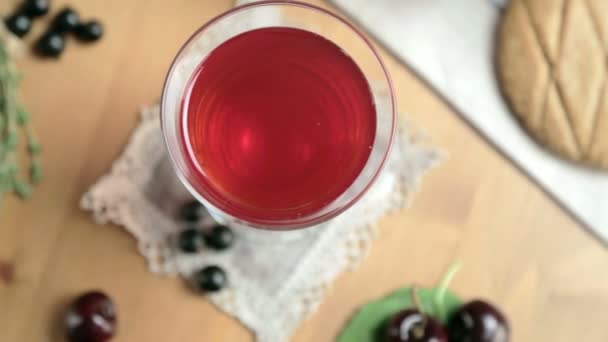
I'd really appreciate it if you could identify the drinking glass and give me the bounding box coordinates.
[161,1,396,231]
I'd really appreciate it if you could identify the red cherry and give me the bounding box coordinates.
[448,299,509,342]
[386,309,448,342]
[65,291,117,342]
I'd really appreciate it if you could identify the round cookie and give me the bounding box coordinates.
[497,0,608,169]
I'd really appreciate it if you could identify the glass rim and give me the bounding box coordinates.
[161,0,397,230]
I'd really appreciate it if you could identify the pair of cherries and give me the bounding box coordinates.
[4,0,103,57]
[386,300,509,342]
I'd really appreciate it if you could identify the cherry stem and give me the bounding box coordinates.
[410,285,428,337]
[434,261,462,322]
[411,285,424,313]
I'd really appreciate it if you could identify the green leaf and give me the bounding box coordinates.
[30,160,42,183]
[16,104,30,125]
[13,179,32,199]
[5,131,18,150]
[337,287,462,342]
[28,141,41,156]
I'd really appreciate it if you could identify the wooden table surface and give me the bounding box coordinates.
[2,0,608,341]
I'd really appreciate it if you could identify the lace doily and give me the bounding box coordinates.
[80,105,440,342]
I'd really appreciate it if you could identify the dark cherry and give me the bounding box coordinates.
[23,0,51,17]
[52,7,80,33]
[180,200,204,222]
[35,31,65,57]
[65,291,117,342]
[204,225,235,251]
[448,300,509,342]
[178,228,206,253]
[192,265,227,293]
[5,14,32,37]
[75,21,104,42]
[386,309,448,342]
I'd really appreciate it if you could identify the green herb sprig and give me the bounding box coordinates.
[0,35,42,205]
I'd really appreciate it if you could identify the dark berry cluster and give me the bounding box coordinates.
[4,1,104,58]
[178,201,236,293]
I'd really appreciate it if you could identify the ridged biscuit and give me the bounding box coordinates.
[497,0,608,169]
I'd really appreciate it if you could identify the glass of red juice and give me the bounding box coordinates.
[161,1,396,230]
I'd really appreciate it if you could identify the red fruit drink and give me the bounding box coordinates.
[181,27,376,222]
